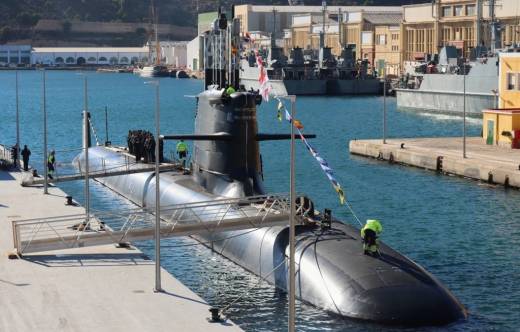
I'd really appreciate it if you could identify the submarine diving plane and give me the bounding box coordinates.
[76,9,467,327]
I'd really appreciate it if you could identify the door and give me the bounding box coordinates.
[486,120,494,145]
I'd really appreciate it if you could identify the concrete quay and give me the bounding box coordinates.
[0,170,242,332]
[349,137,520,188]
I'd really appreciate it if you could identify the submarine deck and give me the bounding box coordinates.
[0,169,242,332]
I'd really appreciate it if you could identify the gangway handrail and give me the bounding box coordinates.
[11,193,293,225]
[12,194,300,255]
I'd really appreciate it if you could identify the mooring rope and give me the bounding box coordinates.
[345,200,363,227]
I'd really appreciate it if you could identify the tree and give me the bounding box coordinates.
[0,26,11,42]
[62,20,72,34]
[16,12,40,26]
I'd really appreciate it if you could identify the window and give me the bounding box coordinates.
[55,57,64,64]
[65,57,75,64]
[454,5,463,16]
[466,4,476,16]
[0,51,7,63]
[361,31,373,45]
[392,33,399,41]
[507,73,517,90]
[98,57,108,62]
[87,57,96,63]
[377,34,386,45]
[392,45,399,51]
[120,56,129,64]
[442,6,452,17]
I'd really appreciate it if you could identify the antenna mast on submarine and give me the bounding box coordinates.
[203,6,240,90]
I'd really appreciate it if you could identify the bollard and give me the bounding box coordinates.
[487,172,494,184]
[436,156,444,172]
[209,308,222,322]
[65,196,74,205]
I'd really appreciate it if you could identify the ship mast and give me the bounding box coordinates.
[153,1,161,65]
[489,0,500,53]
[319,1,327,69]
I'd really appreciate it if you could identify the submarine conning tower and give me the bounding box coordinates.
[192,8,265,198]
[193,90,264,198]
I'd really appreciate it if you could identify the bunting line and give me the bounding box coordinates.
[275,97,346,205]
[242,33,346,205]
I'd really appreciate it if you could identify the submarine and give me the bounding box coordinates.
[75,9,467,327]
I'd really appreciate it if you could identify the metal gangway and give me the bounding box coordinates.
[12,194,295,255]
[26,158,180,186]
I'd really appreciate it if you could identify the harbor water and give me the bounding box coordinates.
[1,71,519,331]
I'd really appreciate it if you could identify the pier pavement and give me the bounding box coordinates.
[0,170,242,332]
[350,137,520,188]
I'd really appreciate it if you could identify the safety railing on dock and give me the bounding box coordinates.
[12,194,294,255]
[0,143,15,169]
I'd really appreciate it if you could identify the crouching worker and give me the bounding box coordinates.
[361,219,383,256]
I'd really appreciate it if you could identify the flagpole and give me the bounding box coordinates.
[288,95,296,332]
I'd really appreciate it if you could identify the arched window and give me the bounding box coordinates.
[119,56,129,64]
[55,57,64,64]
[141,56,148,63]
[87,57,97,63]
[76,57,86,65]
[66,57,75,64]
[109,57,118,65]
[131,56,139,64]
[98,57,108,62]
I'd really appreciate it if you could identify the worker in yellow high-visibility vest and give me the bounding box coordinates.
[361,219,383,256]
[176,140,188,168]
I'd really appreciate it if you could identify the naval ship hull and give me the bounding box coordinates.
[241,64,380,96]
[396,88,495,115]
[396,58,498,115]
[242,77,381,96]
[76,146,466,326]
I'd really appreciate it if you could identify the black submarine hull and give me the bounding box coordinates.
[77,145,466,327]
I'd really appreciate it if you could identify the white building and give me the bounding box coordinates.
[187,36,203,71]
[160,41,188,67]
[0,45,32,65]
[31,47,149,65]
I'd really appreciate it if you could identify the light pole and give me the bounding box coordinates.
[105,106,109,146]
[383,61,387,144]
[154,81,162,292]
[15,71,20,166]
[463,63,467,159]
[42,70,48,194]
[83,76,90,224]
[146,80,162,293]
[288,95,296,332]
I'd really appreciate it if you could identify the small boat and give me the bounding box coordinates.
[137,65,169,78]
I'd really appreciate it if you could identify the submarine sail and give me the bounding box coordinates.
[74,8,467,327]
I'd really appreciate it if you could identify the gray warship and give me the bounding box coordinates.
[240,45,381,96]
[395,2,506,115]
[394,46,498,115]
[75,10,466,326]
[239,6,380,96]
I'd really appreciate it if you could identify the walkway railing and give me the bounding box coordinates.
[12,194,294,255]
[0,143,15,169]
